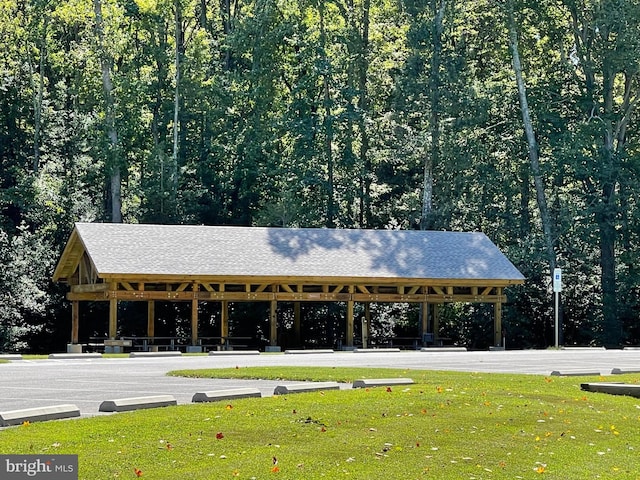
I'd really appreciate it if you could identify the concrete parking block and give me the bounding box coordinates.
[611,368,640,374]
[420,347,467,352]
[209,351,261,356]
[48,353,102,360]
[192,388,262,403]
[581,382,640,398]
[274,382,340,395]
[353,378,414,388]
[0,354,22,361]
[353,348,401,353]
[0,404,80,427]
[129,351,182,358]
[99,395,177,412]
[549,370,602,376]
[284,349,334,354]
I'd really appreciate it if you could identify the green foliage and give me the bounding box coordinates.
[0,224,57,351]
[1,0,640,349]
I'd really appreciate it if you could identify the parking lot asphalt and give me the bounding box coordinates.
[2,348,640,420]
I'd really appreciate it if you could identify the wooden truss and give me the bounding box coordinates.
[67,278,509,348]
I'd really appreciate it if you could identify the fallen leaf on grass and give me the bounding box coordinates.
[216,432,224,440]
[134,467,143,477]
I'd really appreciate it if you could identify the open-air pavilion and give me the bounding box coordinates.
[53,223,525,352]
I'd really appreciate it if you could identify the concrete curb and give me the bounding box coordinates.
[192,388,262,403]
[208,351,261,356]
[48,353,102,360]
[0,354,22,361]
[274,382,341,395]
[353,348,401,353]
[99,395,177,412]
[562,346,606,350]
[549,370,602,376]
[581,382,640,398]
[284,349,334,354]
[129,351,182,358]
[611,368,640,374]
[420,347,467,352]
[0,405,80,427]
[353,378,414,388]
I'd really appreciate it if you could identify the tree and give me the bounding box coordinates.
[93,0,122,223]
[562,0,640,345]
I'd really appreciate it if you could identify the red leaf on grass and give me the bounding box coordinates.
[216,432,224,440]
[134,467,143,477]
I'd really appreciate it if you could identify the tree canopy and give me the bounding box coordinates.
[1,0,639,351]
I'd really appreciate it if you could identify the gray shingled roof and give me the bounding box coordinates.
[69,223,524,282]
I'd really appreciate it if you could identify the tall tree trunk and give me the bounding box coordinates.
[171,0,183,216]
[420,0,445,231]
[27,19,47,174]
[507,4,556,274]
[93,0,122,223]
[357,0,371,228]
[319,0,335,228]
[567,5,639,345]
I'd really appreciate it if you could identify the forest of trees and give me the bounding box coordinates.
[1,0,639,352]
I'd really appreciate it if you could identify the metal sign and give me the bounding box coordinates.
[553,268,562,293]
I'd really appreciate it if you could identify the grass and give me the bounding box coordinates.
[1,368,640,479]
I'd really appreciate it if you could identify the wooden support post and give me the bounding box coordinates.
[433,303,440,338]
[294,302,301,346]
[363,303,371,348]
[71,300,79,344]
[147,301,155,338]
[420,302,429,342]
[270,298,278,346]
[494,289,503,347]
[221,301,229,346]
[108,298,117,339]
[191,284,199,346]
[346,286,355,348]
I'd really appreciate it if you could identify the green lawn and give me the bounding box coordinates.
[1,368,639,479]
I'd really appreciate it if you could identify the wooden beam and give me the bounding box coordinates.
[71,301,79,344]
[421,302,428,341]
[147,301,155,338]
[270,292,278,346]
[67,289,506,304]
[71,283,109,293]
[108,298,117,339]
[346,286,355,348]
[191,284,199,346]
[494,288,503,347]
[221,301,229,346]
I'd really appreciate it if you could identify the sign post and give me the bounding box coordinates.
[553,268,562,348]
